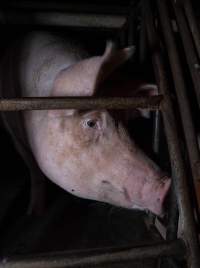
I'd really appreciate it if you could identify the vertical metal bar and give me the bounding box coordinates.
[157,0,200,235]
[140,0,160,156]
[164,177,180,268]
[156,0,200,184]
[167,184,179,241]
[172,0,200,110]
[119,28,127,47]
[144,1,200,268]
[155,151,180,268]
[152,110,160,154]
[184,0,200,60]
[139,3,147,65]
[128,0,135,46]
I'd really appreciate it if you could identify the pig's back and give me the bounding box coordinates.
[0,31,88,171]
[19,31,88,97]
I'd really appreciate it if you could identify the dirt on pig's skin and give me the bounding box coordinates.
[0,31,171,217]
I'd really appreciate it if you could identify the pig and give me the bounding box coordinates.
[0,32,171,216]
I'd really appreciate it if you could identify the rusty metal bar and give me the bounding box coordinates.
[0,0,129,15]
[172,0,200,109]
[157,0,200,184]
[184,0,200,60]
[152,110,160,154]
[139,0,148,65]
[167,183,179,241]
[144,1,200,268]
[0,11,127,29]
[0,239,185,268]
[127,1,136,46]
[0,96,162,111]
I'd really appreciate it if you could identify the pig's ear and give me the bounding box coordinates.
[124,83,158,120]
[97,41,135,90]
[136,83,158,118]
[134,83,158,97]
[52,42,135,97]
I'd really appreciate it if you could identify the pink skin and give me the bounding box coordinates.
[20,32,171,216]
[90,116,171,216]
[24,109,171,216]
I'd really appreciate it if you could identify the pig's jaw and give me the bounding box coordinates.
[97,175,171,216]
[130,177,171,216]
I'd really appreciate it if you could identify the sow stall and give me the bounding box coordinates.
[0,0,199,267]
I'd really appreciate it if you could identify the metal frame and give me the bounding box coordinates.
[0,96,162,111]
[145,1,200,267]
[0,1,128,29]
[0,0,200,267]
[0,240,185,268]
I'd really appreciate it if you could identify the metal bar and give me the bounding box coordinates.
[144,1,200,268]
[161,0,200,226]
[184,0,200,60]
[128,1,135,46]
[164,178,180,268]
[172,0,200,109]
[0,240,185,268]
[152,110,160,154]
[0,0,129,15]
[0,96,162,111]
[139,0,148,65]
[157,0,200,183]
[0,11,126,29]
[167,183,179,241]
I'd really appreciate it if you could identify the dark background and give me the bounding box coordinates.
[0,1,199,267]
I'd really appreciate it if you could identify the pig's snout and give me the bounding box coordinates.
[129,176,171,216]
[143,177,171,216]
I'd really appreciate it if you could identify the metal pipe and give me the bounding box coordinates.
[144,1,200,268]
[166,183,179,241]
[139,0,148,65]
[172,0,200,109]
[0,96,162,111]
[184,0,200,60]
[0,11,126,29]
[128,1,135,46]
[0,240,185,268]
[157,0,200,183]
[152,110,160,154]
[0,1,129,15]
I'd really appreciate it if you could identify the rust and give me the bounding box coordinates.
[0,96,162,111]
[144,0,200,267]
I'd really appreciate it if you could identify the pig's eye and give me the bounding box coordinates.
[86,119,97,129]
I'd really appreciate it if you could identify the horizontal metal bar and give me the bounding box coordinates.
[1,0,129,15]
[0,11,126,29]
[0,240,186,268]
[0,96,162,111]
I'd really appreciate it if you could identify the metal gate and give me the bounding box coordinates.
[0,0,199,267]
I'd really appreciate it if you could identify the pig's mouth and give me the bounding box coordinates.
[99,175,171,217]
[130,177,171,216]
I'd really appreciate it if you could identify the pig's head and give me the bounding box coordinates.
[29,41,171,216]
